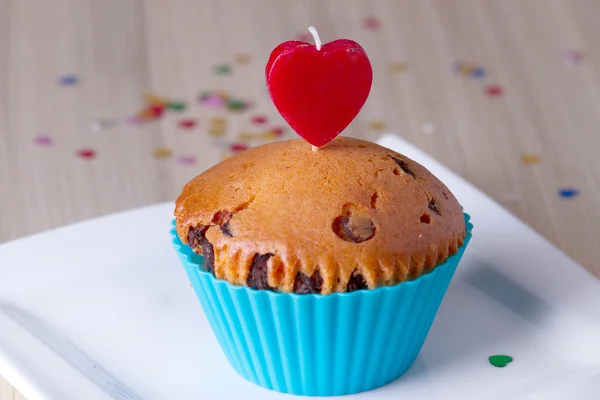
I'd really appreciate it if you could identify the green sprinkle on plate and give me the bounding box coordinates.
[489,355,513,368]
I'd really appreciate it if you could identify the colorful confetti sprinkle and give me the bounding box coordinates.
[471,67,486,79]
[234,53,251,65]
[208,117,227,136]
[143,93,168,106]
[238,131,262,141]
[562,51,584,67]
[167,101,187,112]
[558,188,580,199]
[270,127,285,136]
[153,147,173,158]
[34,135,53,146]
[251,115,268,125]
[227,98,250,111]
[230,143,249,152]
[369,120,387,131]
[77,149,96,160]
[89,119,116,132]
[214,64,232,75]
[138,104,165,120]
[178,119,197,129]
[199,91,229,108]
[58,74,78,86]
[489,355,513,368]
[262,130,279,140]
[421,123,436,135]
[454,62,486,79]
[388,62,407,73]
[176,155,197,166]
[363,16,381,30]
[485,84,504,97]
[125,116,142,126]
[521,153,540,164]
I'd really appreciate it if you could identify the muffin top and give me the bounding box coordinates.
[175,137,466,294]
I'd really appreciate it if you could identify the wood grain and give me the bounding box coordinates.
[1,1,599,398]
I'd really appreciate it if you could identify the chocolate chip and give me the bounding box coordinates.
[213,210,235,237]
[428,198,441,216]
[420,213,431,224]
[188,226,215,274]
[333,214,376,243]
[347,273,368,292]
[389,156,415,178]
[220,220,234,237]
[188,226,204,248]
[247,253,274,291]
[293,270,323,294]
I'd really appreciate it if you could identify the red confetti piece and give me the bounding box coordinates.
[485,84,504,97]
[230,143,249,152]
[251,115,268,125]
[34,135,52,146]
[271,127,285,136]
[363,17,381,30]
[77,149,96,160]
[148,104,165,118]
[176,155,197,166]
[178,119,197,129]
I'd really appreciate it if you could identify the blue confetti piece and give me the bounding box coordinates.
[58,74,78,86]
[471,68,486,79]
[558,188,580,199]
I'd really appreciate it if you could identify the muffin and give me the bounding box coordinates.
[171,137,472,396]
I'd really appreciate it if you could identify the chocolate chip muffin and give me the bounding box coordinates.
[175,136,466,294]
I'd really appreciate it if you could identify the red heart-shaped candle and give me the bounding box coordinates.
[266,37,372,147]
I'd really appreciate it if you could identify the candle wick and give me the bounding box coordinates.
[308,26,322,51]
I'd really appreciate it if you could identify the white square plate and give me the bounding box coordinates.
[1,134,600,400]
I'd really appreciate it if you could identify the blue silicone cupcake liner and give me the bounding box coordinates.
[171,214,472,396]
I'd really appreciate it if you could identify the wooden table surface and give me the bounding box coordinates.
[2,0,600,398]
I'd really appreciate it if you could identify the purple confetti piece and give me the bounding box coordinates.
[124,116,142,126]
[558,188,580,199]
[471,68,486,79]
[58,74,78,86]
[562,51,584,67]
[200,95,227,108]
[176,155,197,166]
[34,135,53,146]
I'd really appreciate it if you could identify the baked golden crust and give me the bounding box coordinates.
[175,137,466,294]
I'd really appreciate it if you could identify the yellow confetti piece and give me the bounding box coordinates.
[153,147,173,158]
[234,53,251,65]
[143,93,168,106]
[369,120,387,131]
[209,117,227,136]
[238,131,262,141]
[521,153,540,164]
[388,62,407,73]
[262,130,279,140]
